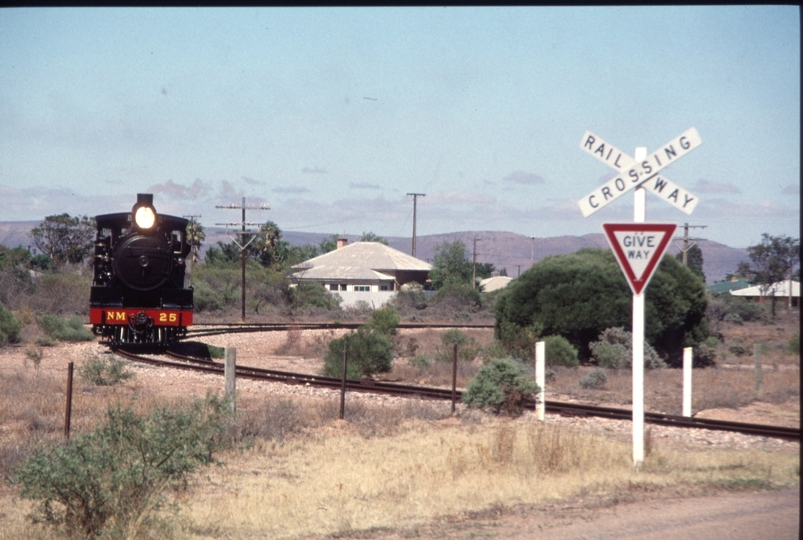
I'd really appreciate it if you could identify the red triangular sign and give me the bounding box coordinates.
[602,223,677,295]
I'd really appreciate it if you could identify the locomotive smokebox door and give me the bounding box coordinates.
[113,234,173,291]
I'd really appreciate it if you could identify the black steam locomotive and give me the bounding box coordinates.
[90,194,193,346]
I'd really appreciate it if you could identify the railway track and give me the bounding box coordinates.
[114,348,800,442]
[185,321,495,338]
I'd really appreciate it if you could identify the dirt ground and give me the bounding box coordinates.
[324,487,800,540]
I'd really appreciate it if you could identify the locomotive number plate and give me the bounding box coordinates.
[89,308,192,327]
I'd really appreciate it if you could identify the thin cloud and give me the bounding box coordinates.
[302,167,327,174]
[693,179,741,194]
[241,176,265,186]
[216,181,243,202]
[273,186,310,194]
[349,182,381,190]
[782,184,800,195]
[696,198,798,219]
[503,171,545,186]
[427,191,496,205]
[146,179,212,200]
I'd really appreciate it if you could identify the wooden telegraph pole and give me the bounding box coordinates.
[216,197,270,322]
[407,193,425,257]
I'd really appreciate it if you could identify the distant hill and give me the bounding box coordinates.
[1,221,748,284]
[206,228,747,284]
[0,222,39,252]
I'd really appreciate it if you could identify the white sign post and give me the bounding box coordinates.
[579,129,700,467]
[603,222,677,465]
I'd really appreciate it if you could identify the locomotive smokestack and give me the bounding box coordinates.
[136,193,153,207]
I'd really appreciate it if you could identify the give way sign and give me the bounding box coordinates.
[603,223,677,296]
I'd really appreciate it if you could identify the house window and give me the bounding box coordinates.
[329,284,338,291]
[380,285,389,291]
[354,285,370,292]
[340,284,347,291]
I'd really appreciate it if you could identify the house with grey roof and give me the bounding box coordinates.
[730,280,799,308]
[290,238,431,307]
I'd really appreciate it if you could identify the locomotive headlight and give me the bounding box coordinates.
[135,206,156,229]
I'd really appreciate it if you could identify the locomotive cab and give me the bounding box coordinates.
[90,194,194,346]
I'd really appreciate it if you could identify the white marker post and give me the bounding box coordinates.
[225,347,236,414]
[535,341,545,421]
[683,347,693,417]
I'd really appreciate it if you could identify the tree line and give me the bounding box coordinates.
[2,212,798,361]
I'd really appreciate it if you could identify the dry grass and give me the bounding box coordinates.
[0,362,798,540]
[545,365,800,415]
[171,416,797,540]
[273,327,345,359]
[716,309,800,366]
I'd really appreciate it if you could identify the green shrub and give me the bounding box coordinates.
[579,368,608,389]
[207,344,225,359]
[431,283,483,312]
[322,328,393,379]
[435,329,480,363]
[0,301,22,346]
[491,319,543,362]
[35,337,56,347]
[728,342,750,357]
[36,314,94,342]
[543,335,579,367]
[494,249,708,365]
[409,355,431,367]
[589,327,666,369]
[479,339,509,363]
[291,281,341,310]
[10,396,230,539]
[78,354,135,386]
[694,336,720,367]
[789,333,799,355]
[365,307,400,336]
[389,287,428,311]
[463,357,539,417]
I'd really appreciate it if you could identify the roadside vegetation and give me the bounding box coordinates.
[0,364,796,540]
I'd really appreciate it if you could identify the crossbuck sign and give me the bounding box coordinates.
[578,128,702,217]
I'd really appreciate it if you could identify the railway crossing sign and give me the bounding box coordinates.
[578,128,702,217]
[603,223,677,296]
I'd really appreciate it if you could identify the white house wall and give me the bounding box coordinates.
[332,290,397,308]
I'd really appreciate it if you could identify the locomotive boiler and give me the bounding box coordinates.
[90,194,193,346]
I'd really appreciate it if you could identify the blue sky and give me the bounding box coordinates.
[0,6,799,248]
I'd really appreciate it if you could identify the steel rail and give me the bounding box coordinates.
[185,321,494,338]
[116,349,800,442]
